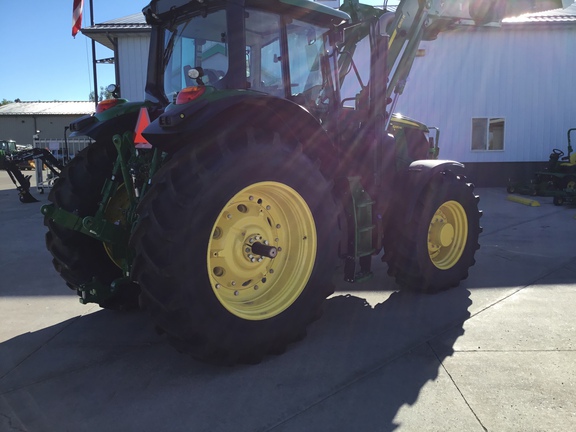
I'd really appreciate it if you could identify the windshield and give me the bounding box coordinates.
[162,7,332,102]
[163,9,228,101]
[245,9,331,99]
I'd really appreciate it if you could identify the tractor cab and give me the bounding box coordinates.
[0,140,18,170]
[0,139,17,154]
[145,0,347,115]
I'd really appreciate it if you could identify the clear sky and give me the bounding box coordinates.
[0,0,148,102]
[0,0,397,103]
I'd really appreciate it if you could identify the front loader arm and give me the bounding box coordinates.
[386,0,505,100]
[340,0,505,109]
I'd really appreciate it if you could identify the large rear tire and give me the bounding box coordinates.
[131,130,338,365]
[44,141,139,310]
[383,172,482,293]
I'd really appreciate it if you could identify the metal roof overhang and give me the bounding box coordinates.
[81,26,151,50]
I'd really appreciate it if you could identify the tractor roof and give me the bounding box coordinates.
[278,0,350,22]
[144,0,350,27]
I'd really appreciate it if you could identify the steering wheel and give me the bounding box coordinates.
[552,148,564,157]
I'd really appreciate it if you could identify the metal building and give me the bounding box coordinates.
[81,14,151,102]
[395,2,576,185]
[0,101,94,150]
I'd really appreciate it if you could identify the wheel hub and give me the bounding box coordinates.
[429,218,455,248]
[240,234,278,262]
[208,182,316,320]
[427,200,468,270]
[250,240,278,259]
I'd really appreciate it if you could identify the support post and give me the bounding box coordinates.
[90,0,98,107]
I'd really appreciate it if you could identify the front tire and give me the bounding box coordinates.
[562,175,576,192]
[383,172,482,293]
[131,130,338,364]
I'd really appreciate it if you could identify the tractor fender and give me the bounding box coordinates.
[69,100,157,142]
[143,92,338,176]
[401,159,466,223]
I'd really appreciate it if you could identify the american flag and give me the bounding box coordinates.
[72,0,84,37]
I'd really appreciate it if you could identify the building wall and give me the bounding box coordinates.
[118,35,151,102]
[0,114,83,146]
[394,25,576,164]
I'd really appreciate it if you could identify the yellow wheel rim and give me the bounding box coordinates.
[208,181,317,320]
[103,185,130,269]
[427,200,468,270]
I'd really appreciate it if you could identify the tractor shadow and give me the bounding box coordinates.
[285,289,470,431]
[0,280,470,432]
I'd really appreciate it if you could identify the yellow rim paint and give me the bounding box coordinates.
[208,181,317,320]
[427,200,468,270]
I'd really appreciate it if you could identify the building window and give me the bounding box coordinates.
[471,117,505,151]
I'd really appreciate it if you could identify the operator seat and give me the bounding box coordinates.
[560,152,576,167]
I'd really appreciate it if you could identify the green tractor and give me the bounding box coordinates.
[43,0,502,364]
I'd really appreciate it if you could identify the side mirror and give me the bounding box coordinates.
[469,0,506,25]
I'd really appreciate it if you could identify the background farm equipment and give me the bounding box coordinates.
[0,140,63,203]
[507,128,576,205]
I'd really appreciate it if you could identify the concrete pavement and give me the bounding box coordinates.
[1,172,575,431]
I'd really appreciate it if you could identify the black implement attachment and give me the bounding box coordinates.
[1,147,64,203]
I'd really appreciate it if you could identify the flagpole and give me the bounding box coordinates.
[90,0,98,108]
